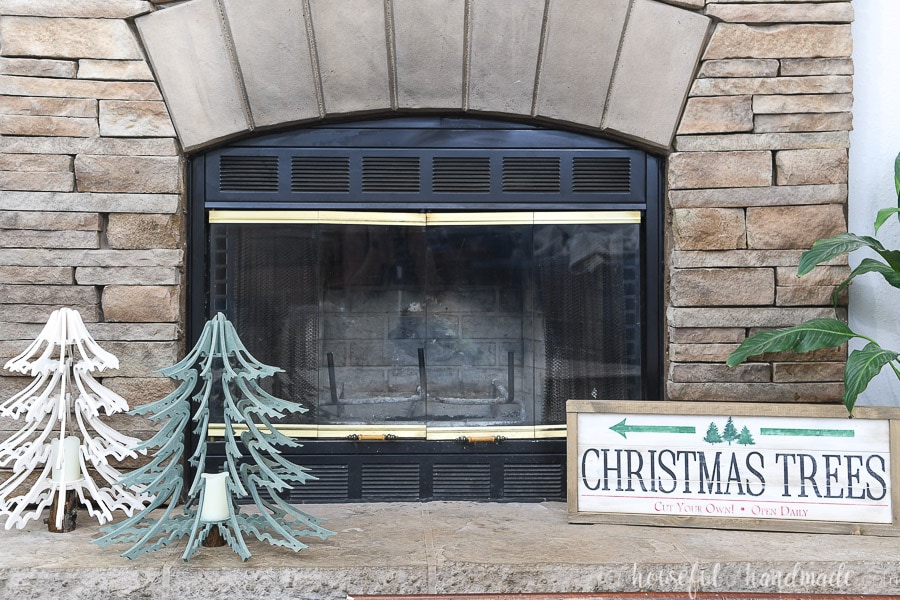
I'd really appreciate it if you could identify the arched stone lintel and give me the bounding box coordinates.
[136,0,710,153]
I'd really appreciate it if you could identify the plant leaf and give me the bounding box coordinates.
[875,208,900,235]
[798,233,900,275]
[726,318,857,367]
[843,343,899,413]
[798,233,882,275]
[894,151,900,227]
[832,258,900,304]
[895,151,900,199]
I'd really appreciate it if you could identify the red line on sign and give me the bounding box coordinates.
[581,493,890,508]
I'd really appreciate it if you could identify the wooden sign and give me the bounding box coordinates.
[567,400,900,536]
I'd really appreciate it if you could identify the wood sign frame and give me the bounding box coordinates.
[567,400,900,536]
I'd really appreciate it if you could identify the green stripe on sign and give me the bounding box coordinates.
[759,427,855,438]
[610,419,695,439]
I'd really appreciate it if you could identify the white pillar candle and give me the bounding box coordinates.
[199,472,231,522]
[50,436,81,483]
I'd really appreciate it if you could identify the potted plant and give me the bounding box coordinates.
[727,152,900,414]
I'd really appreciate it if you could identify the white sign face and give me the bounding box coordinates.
[576,412,893,524]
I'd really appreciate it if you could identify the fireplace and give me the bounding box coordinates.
[192,117,662,501]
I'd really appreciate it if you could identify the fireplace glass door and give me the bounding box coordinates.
[208,210,642,441]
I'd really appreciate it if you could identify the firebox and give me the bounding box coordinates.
[190,117,662,501]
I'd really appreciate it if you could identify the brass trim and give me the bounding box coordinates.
[314,424,426,439]
[206,423,564,440]
[426,211,640,225]
[532,211,640,225]
[209,210,319,224]
[206,423,427,439]
[209,210,426,226]
[534,424,568,439]
[209,210,641,226]
[320,211,426,226]
[426,425,567,441]
[425,212,536,226]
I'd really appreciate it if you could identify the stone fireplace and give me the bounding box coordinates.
[0,0,853,500]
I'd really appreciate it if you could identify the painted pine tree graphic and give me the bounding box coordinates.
[703,422,723,444]
[722,416,739,445]
[737,425,756,446]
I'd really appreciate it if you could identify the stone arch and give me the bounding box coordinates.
[136,0,710,153]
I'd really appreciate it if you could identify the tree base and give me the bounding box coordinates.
[202,525,227,547]
[46,490,78,533]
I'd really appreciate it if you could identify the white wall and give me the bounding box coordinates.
[849,0,900,406]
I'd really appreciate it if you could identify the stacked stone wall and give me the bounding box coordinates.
[0,0,855,451]
[669,0,853,403]
[0,0,181,440]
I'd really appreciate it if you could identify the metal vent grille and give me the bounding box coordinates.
[219,155,279,192]
[209,228,227,314]
[362,464,420,500]
[433,464,491,499]
[432,157,490,193]
[502,157,560,192]
[292,465,350,501]
[236,486,274,505]
[503,463,564,500]
[233,466,348,503]
[362,156,420,192]
[291,156,350,192]
[572,157,631,193]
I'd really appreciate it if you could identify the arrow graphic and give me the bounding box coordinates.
[759,427,854,438]
[609,418,695,439]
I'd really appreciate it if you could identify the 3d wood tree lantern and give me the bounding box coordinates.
[96,312,333,561]
[0,308,148,532]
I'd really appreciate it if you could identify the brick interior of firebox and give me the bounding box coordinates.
[318,282,543,423]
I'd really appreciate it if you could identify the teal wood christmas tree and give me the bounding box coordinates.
[95,313,333,561]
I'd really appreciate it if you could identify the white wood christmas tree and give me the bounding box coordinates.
[0,308,149,531]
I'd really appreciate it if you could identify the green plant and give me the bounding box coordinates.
[727,152,900,414]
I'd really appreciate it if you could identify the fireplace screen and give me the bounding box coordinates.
[192,118,661,499]
[208,211,642,440]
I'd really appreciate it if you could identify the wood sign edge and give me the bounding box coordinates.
[565,400,900,537]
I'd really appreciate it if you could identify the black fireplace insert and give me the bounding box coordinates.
[189,117,663,501]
